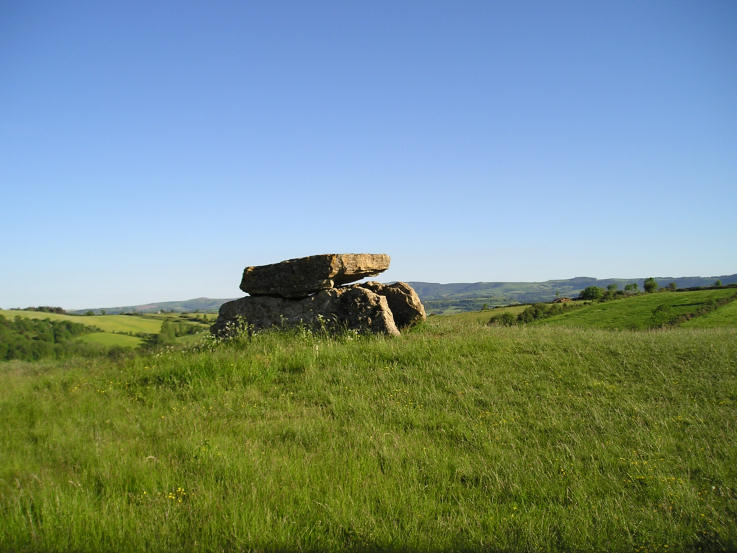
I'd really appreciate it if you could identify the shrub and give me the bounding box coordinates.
[489,301,581,326]
[649,304,675,328]
[517,304,547,323]
[644,278,658,293]
[579,286,603,300]
[488,312,516,326]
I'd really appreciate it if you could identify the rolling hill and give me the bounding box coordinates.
[0,310,163,334]
[411,273,737,314]
[0,310,213,359]
[534,288,737,330]
[18,274,734,317]
[69,297,235,315]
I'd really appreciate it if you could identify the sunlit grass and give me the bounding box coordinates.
[539,289,736,330]
[75,332,144,348]
[1,318,735,552]
[0,310,163,335]
[682,299,737,328]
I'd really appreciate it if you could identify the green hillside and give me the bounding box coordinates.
[0,314,96,361]
[75,332,145,348]
[0,310,163,335]
[0,311,212,360]
[434,304,530,324]
[535,289,737,330]
[1,319,735,552]
[681,299,737,328]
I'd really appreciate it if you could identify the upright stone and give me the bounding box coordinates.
[240,253,390,298]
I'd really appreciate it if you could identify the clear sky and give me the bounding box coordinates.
[2,1,736,309]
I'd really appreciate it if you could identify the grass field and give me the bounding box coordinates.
[1,311,212,355]
[1,316,735,552]
[681,299,737,328]
[433,304,529,324]
[0,310,163,335]
[536,289,737,330]
[75,332,145,348]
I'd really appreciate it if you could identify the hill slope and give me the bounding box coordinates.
[681,299,737,328]
[0,310,163,334]
[0,310,212,358]
[532,288,737,330]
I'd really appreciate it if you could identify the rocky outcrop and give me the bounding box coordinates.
[211,285,400,336]
[240,253,391,298]
[358,281,426,329]
[212,253,426,337]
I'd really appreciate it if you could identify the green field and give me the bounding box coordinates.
[1,311,212,357]
[1,316,735,552]
[681,299,737,328]
[0,310,163,335]
[535,289,737,330]
[75,332,144,348]
[433,303,529,324]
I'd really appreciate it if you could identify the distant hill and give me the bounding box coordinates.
[409,274,737,314]
[65,274,737,315]
[70,297,236,315]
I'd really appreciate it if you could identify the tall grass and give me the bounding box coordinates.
[1,319,735,552]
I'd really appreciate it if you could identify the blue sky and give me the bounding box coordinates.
[2,1,736,309]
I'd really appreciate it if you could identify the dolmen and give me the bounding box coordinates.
[211,253,426,336]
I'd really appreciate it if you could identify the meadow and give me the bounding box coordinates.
[75,332,144,348]
[0,310,212,356]
[682,299,737,328]
[536,288,737,330]
[434,304,530,325]
[0,310,164,335]
[1,310,736,552]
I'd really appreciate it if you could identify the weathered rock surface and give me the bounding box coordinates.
[212,253,426,337]
[240,253,390,298]
[359,281,427,328]
[211,285,400,336]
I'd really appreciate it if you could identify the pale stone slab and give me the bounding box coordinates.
[240,253,390,298]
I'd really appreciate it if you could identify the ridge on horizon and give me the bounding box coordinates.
[48,272,737,315]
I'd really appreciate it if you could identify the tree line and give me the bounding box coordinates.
[578,278,727,301]
[153,319,204,345]
[488,301,581,326]
[0,315,94,361]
